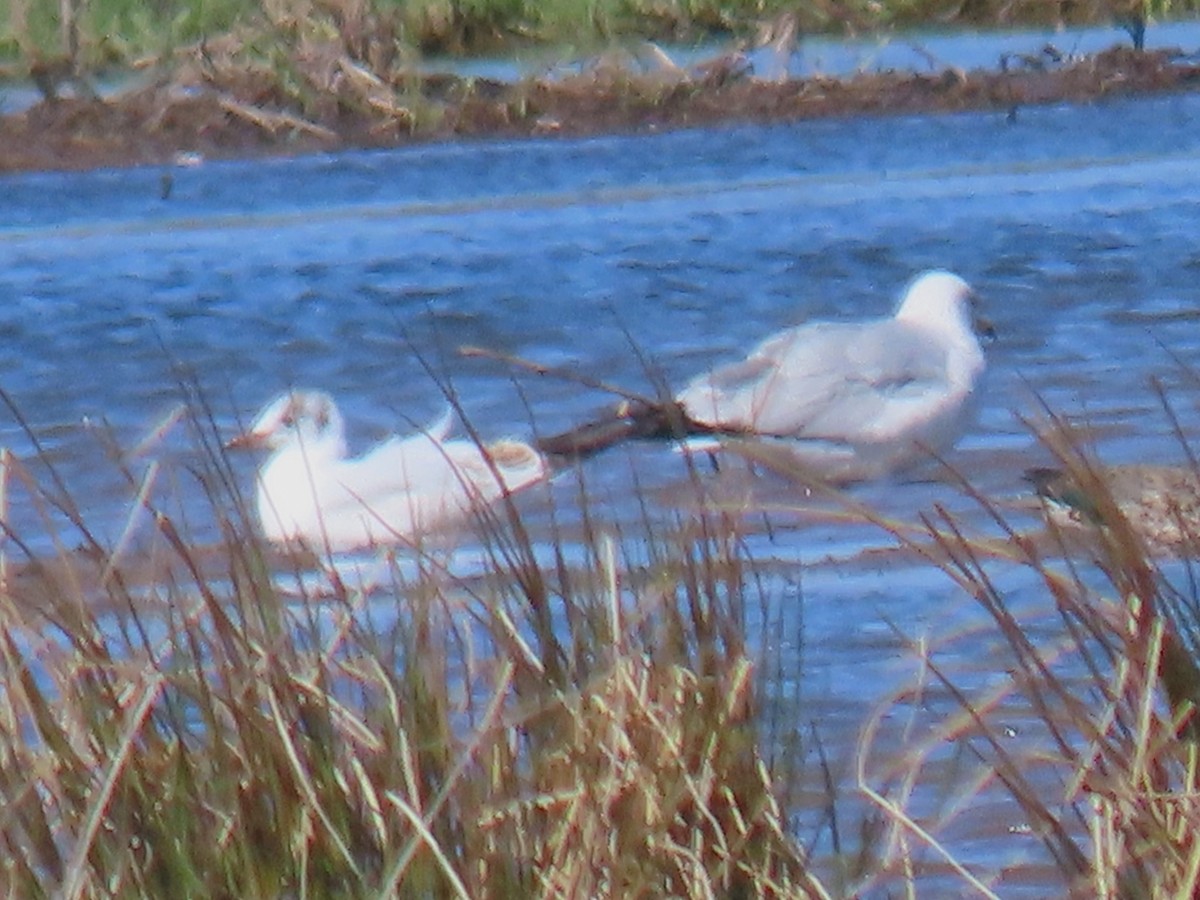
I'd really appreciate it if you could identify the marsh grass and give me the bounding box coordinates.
[5,374,1200,896]
[816,414,1200,896]
[1,0,787,67]
[3,0,1194,75]
[0,395,833,897]
[3,0,1193,160]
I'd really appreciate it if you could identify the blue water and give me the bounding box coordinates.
[4,78,1200,893]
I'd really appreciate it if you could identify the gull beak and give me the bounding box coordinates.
[974,313,997,343]
[968,288,996,342]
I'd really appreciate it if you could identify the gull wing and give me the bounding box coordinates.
[322,431,543,541]
[297,432,457,540]
[677,318,956,445]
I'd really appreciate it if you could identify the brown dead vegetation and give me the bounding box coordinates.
[1,43,1198,174]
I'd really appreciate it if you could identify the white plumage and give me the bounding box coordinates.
[674,270,990,480]
[232,390,546,552]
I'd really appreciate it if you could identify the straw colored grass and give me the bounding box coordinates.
[830,410,1200,897]
[0,399,825,898]
[4,383,1200,895]
[2,0,1191,73]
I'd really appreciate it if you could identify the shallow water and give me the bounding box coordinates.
[4,84,1200,892]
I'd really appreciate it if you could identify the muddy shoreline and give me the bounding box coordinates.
[2,44,1198,174]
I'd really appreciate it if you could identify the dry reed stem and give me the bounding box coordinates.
[841,410,1200,896]
[217,94,340,139]
[60,673,164,900]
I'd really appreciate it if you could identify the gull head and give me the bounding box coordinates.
[228,389,346,455]
[894,270,994,342]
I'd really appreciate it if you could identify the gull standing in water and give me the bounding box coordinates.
[230,390,546,553]
[539,270,992,482]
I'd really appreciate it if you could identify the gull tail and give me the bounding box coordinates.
[537,400,719,459]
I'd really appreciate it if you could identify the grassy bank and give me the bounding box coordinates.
[0,0,1190,72]
[0,393,1199,895]
[5,0,1197,173]
[0,402,831,897]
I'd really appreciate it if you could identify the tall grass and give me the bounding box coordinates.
[0,0,797,67]
[837,415,1200,896]
[0,397,830,897]
[3,0,1195,70]
[3,383,1200,895]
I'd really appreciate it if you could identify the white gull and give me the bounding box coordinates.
[231,390,546,553]
[540,270,991,482]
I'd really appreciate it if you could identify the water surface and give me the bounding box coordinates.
[3,85,1200,893]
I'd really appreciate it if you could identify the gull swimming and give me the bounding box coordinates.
[539,270,991,482]
[230,390,547,553]
[1027,463,1200,555]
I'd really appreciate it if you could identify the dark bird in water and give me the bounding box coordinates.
[1026,463,1200,554]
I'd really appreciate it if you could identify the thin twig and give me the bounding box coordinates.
[459,344,659,407]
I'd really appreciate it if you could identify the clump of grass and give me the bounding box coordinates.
[841,410,1200,896]
[11,372,1200,895]
[5,0,1196,75]
[4,0,1192,154]
[0,394,828,897]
